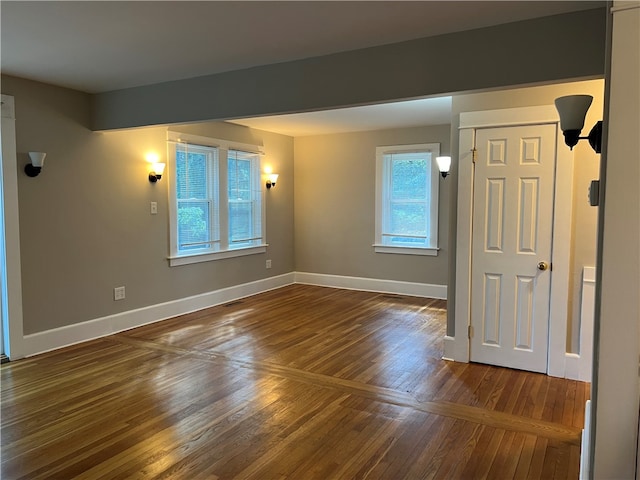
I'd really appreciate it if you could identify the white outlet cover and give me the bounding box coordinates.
[114,286,126,300]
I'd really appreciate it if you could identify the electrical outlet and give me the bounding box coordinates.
[150,202,158,215]
[114,286,126,301]
[266,259,272,269]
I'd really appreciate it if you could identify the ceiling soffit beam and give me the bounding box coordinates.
[91,8,606,131]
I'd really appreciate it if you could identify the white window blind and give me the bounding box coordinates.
[176,143,219,253]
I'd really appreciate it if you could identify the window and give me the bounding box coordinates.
[167,132,265,266]
[227,149,263,249]
[374,143,440,256]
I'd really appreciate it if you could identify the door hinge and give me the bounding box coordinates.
[468,325,474,339]
[471,148,477,164]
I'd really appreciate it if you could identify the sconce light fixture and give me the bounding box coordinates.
[146,153,165,183]
[436,156,451,178]
[25,152,47,177]
[148,163,165,183]
[266,173,279,189]
[554,95,602,153]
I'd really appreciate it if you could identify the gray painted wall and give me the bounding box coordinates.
[91,8,606,131]
[2,75,449,336]
[294,125,450,285]
[2,75,295,335]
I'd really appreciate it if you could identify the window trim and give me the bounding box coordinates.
[168,245,267,267]
[166,131,266,266]
[374,143,440,256]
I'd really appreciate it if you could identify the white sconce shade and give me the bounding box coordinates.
[436,156,451,178]
[146,152,164,182]
[29,152,46,167]
[149,162,166,183]
[266,173,279,189]
[152,162,165,176]
[554,94,602,153]
[25,152,47,177]
[554,95,593,131]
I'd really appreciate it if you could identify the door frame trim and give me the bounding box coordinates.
[452,105,573,377]
[1,94,25,360]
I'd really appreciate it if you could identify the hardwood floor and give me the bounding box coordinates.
[1,284,589,479]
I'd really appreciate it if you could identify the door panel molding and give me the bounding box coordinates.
[453,105,574,378]
[471,124,555,373]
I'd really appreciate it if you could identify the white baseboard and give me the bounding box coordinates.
[564,266,596,382]
[294,272,447,299]
[442,335,456,361]
[564,352,593,382]
[564,353,582,381]
[22,273,295,357]
[580,399,592,479]
[22,272,446,358]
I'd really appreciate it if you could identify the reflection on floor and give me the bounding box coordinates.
[1,284,589,479]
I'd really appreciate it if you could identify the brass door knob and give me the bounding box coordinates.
[537,261,549,271]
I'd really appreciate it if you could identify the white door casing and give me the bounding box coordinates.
[470,124,556,373]
[1,94,25,360]
[451,105,574,378]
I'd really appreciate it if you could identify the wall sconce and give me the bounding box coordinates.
[554,95,602,153]
[266,173,279,189]
[436,156,451,178]
[146,153,165,183]
[25,152,47,177]
[148,163,165,183]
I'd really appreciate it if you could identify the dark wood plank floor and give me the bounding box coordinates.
[1,284,589,479]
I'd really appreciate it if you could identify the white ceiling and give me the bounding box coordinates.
[1,1,603,136]
[228,96,452,136]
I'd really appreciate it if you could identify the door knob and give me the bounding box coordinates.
[537,261,549,271]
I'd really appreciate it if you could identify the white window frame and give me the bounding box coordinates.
[227,149,263,251]
[374,143,440,256]
[167,131,266,266]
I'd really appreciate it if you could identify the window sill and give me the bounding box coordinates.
[169,244,268,266]
[373,244,439,256]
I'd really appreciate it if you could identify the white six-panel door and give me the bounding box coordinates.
[470,124,557,373]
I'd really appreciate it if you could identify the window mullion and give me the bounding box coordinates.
[383,155,392,239]
[218,148,229,251]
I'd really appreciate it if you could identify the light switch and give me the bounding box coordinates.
[150,202,158,214]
